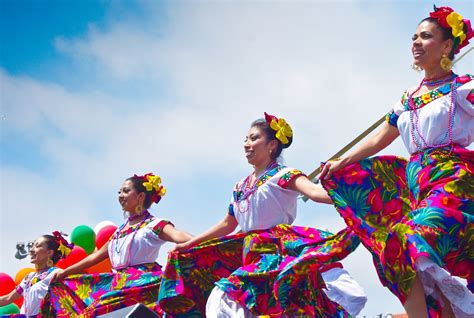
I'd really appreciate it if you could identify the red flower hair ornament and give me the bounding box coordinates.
[429,5,473,54]
[133,173,166,204]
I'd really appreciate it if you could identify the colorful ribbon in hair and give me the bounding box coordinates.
[134,173,167,203]
[52,231,73,258]
[264,112,293,145]
[430,5,473,54]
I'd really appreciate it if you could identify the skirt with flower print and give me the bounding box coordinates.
[322,145,474,317]
[158,224,360,317]
[39,263,165,317]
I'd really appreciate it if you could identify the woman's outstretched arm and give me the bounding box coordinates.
[288,175,333,204]
[172,214,238,252]
[159,224,193,243]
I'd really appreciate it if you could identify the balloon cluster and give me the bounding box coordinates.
[0,221,118,314]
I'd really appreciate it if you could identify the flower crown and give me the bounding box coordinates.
[429,5,473,54]
[134,173,166,204]
[52,231,74,258]
[264,112,293,146]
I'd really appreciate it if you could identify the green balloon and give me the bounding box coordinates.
[0,303,20,314]
[71,225,96,254]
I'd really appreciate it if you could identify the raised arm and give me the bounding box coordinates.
[159,224,193,243]
[0,289,21,307]
[173,214,238,252]
[53,243,109,281]
[320,122,399,179]
[288,175,333,204]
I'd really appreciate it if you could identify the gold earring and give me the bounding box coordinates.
[411,64,422,72]
[440,54,452,71]
[135,204,143,214]
[47,258,53,267]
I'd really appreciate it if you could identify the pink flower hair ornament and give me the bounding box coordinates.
[429,5,473,54]
[133,173,167,204]
[264,112,293,146]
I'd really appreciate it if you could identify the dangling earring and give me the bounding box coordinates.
[411,64,422,72]
[440,54,452,71]
[47,258,53,267]
[135,204,143,214]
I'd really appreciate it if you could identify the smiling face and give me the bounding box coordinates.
[118,180,145,213]
[29,237,54,267]
[412,20,453,72]
[244,126,277,168]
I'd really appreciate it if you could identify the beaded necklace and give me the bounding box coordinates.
[110,210,151,269]
[421,72,456,86]
[27,267,55,288]
[408,75,458,152]
[235,161,280,213]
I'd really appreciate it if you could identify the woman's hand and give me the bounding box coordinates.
[319,158,348,180]
[51,269,66,282]
[169,242,191,253]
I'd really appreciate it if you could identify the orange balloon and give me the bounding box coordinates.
[14,268,35,285]
[85,257,112,274]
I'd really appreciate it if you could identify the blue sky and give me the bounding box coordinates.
[1,0,473,316]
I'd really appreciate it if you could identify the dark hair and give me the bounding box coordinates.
[125,176,155,209]
[42,235,63,265]
[251,118,293,160]
[420,17,455,59]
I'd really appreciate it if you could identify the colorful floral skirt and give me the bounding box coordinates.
[158,224,360,317]
[322,146,474,316]
[40,263,164,317]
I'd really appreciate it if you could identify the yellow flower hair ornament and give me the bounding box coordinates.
[52,231,73,258]
[430,6,473,54]
[135,173,166,203]
[264,112,293,146]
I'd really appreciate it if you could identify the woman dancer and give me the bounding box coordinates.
[320,6,473,317]
[0,232,71,317]
[44,173,192,317]
[159,113,366,317]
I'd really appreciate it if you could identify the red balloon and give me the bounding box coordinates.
[56,246,88,269]
[0,273,15,296]
[95,225,118,249]
[14,296,23,309]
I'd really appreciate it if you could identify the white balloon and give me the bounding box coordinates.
[94,220,117,234]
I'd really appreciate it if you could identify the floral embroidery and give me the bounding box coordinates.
[151,220,171,236]
[467,89,474,104]
[233,164,285,202]
[114,217,155,239]
[402,74,473,111]
[277,169,304,188]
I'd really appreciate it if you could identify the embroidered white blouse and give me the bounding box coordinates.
[228,165,303,233]
[388,75,474,154]
[16,267,60,316]
[108,217,170,270]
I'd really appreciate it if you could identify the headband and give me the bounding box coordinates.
[133,173,166,204]
[429,5,473,54]
[52,231,73,258]
[264,112,293,146]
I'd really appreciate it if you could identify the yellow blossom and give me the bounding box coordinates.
[143,175,162,191]
[269,118,293,145]
[446,12,466,44]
